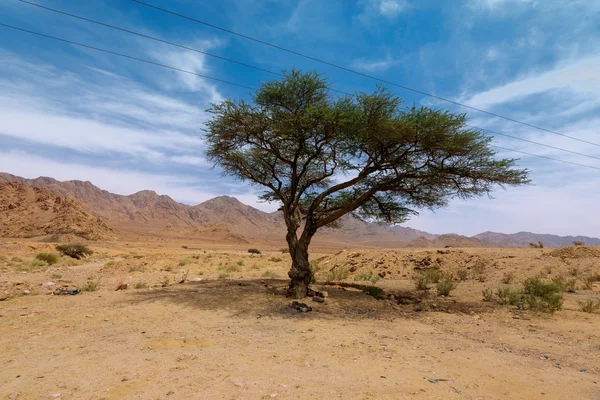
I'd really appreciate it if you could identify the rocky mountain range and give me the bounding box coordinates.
[1,172,598,248]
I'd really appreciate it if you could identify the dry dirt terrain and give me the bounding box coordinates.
[1,240,600,400]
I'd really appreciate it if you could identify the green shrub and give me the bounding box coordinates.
[354,271,380,283]
[482,288,494,302]
[424,269,443,284]
[309,261,321,284]
[56,244,93,259]
[436,278,455,296]
[248,248,261,255]
[36,252,59,265]
[325,266,349,282]
[494,287,523,305]
[578,299,600,313]
[522,278,563,312]
[415,274,430,291]
[29,259,48,268]
[133,282,148,289]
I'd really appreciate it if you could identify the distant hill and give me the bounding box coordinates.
[1,172,598,248]
[0,180,117,240]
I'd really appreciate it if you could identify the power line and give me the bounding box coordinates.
[130,0,600,150]
[0,23,256,91]
[1,23,599,173]
[15,0,600,163]
[16,0,283,78]
[491,146,600,171]
[16,0,351,97]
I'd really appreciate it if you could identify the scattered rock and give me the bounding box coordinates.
[307,284,328,298]
[115,282,128,291]
[192,277,202,282]
[22,290,30,295]
[54,288,80,295]
[540,355,549,360]
[312,296,325,303]
[290,301,312,313]
[580,368,587,372]
[41,282,55,287]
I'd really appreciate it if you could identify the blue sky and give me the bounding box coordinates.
[1,0,599,237]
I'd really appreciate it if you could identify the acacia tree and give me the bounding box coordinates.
[205,70,529,298]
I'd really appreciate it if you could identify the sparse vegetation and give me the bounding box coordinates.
[51,273,62,279]
[56,243,93,259]
[436,278,455,296]
[133,281,148,289]
[583,274,600,289]
[219,263,240,273]
[482,288,495,302]
[268,257,282,263]
[218,272,230,279]
[573,241,584,246]
[36,252,59,265]
[237,260,244,266]
[415,274,430,291]
[262,270,279,278]
[568,267,580,277]
[179,258,193,267]
[354,271,380,283]
[529,241,544,248]
[104,260,116,268]
[456,268,469,281]
[552,276,576,293]
[280,248,288,254]
[578,299,600,313]
[363,286,385,300]
[424,269,443,284]
[179,270,190,284]
[494,286,523,306]
[81,278,101,292]
[325,266,349,282]
[501,271,515,284]
[248,248,261,255]
[309,261,322,284]
[522,278,563,313]
[160,276,171,286]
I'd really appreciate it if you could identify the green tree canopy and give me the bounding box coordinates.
[205,70,530,298]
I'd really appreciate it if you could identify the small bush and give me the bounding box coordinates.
[495,287,523,305]
[568,267,580,277]
[160,276,171,286]
[237,260,244,266]
[436,278,455,296]
[81,278,100,292]
[309,261,321,284]
[56,244,93,259]
[501,271,515,284]
[573,241,585,246]
[552,276,576,293]
[181,245,188,249]
[522,278,563,312]
[424,269,443,284]
[325,266,349,282]
[354,271,380,283]
[30,259,48,268]
[178,258,192,267]
[529,241,544,248]
[104,260,116,268]
[36,252,59,265]
[280,248,288,254]
[456,269,469,281]
[51,273,62,279]
[248,248,261,255]
[583,273,600,289]
[133,282,148,289]
[415,274,430,291]
[482,288,494,302]
[218,272,230,279]
[11,257,23,263]
[219,263,240,273]
[578,299,600,313]
[262,270,279,278]
[268,257,282,263]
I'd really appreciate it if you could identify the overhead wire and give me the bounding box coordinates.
[129,0,600,149]
[1,22,599,171]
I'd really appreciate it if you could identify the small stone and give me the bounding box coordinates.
[428,379,438,384]
[540,355,549,360]
[115,282,128,291]
[48,394,61,399]
[192,278,202,282]
[312,296,325,303]
[42,282,55,287]
[23,290,30,295]
[580,368,587,372]
[307,328,313,332]
[166,391,174,396]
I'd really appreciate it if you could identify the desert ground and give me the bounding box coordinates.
[1,239,599,400]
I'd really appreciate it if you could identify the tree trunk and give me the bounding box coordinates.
[286,235,312,299]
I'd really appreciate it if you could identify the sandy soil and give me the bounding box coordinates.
[1,240,599,400]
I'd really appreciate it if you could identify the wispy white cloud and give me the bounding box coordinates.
[356,0,408,23]
[461,55,600,111]
[378,0,407,16]
[351,54,404,72]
